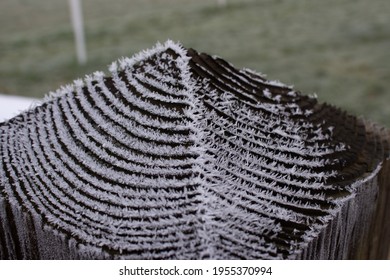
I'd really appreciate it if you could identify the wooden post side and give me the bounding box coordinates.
[367,158,390,259]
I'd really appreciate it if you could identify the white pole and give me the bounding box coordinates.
[69,0,87,65]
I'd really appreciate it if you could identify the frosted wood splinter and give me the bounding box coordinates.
[1,41,389,259]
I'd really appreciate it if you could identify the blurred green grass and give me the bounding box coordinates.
[0,0,389,126]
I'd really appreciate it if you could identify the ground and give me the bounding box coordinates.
[0,0,389,126]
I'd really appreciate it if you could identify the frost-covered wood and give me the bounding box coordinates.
[0,41,389,259]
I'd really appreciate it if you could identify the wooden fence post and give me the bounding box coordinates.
[0,41,389,259]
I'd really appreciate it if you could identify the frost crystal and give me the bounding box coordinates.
[0,40,388,260]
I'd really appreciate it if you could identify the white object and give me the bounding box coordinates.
[0,94,39,122]
[69,0,87,65]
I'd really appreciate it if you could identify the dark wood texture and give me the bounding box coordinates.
[0,41,389,259]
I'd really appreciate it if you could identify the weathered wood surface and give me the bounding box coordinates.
[0,41,389,259]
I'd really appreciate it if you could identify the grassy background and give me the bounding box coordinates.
[1,0,389,126]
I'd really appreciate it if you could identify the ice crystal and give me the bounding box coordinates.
[0,40,386,260]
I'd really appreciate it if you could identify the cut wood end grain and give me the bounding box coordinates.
[0,41,389,259]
